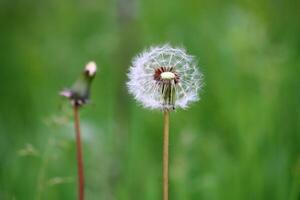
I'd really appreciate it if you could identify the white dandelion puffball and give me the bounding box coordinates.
[127,44,203,110]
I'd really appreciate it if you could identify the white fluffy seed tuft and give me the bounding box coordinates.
[127,44,204,110]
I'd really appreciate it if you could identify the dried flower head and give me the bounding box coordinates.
[127,44,203,110]
[60,61,97,107]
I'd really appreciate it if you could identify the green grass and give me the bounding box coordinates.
[0,0,299,199]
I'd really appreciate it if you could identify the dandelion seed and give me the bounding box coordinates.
[127,44,203,110]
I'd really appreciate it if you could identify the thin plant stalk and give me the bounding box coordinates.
[73,105,85,200]
[163,110,170,200]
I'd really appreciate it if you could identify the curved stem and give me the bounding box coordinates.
[163,111,170,200]
[73,105,85,200]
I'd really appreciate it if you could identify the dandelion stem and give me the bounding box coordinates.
[163,110,170,200]
[73,105,85,200]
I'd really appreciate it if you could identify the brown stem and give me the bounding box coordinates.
[163,111,170,200]
[73,105,85,200]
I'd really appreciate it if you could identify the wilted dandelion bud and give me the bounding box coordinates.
[127,44,203,110]
[60,61,97,107]
[85,61,97,76]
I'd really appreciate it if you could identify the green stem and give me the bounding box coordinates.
[163,111,170,200]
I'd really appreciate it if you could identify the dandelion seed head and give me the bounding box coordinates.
[127,44,203,110]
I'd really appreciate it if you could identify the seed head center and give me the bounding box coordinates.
[160,72,175,80]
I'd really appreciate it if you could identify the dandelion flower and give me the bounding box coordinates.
[127,44,203,110]
[127,44,204,200]
[59,61,97,200]
[60,61,97,106]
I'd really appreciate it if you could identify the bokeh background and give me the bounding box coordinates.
[0,0,299,199]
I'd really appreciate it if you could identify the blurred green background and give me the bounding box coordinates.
[0,0,300,199]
